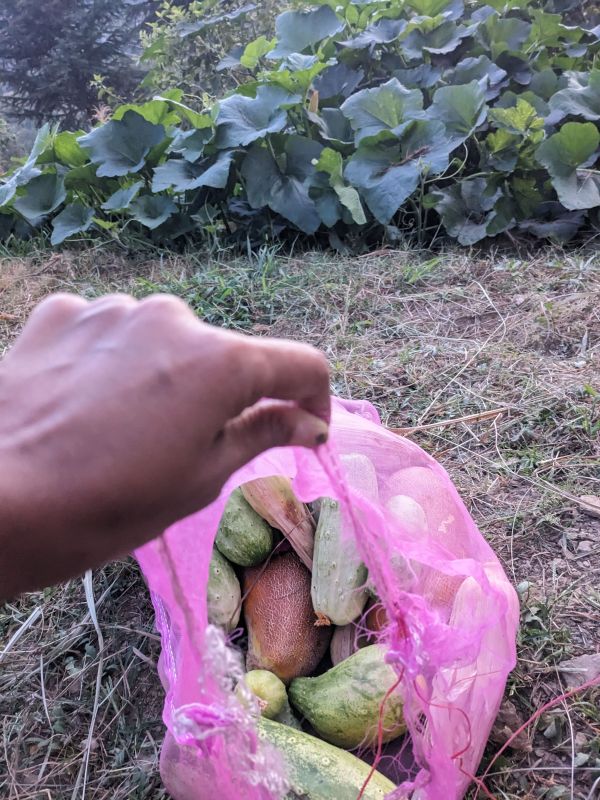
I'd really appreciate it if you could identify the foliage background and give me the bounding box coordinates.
[1,0,600,250]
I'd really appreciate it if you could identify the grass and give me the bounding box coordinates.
[0,245,599,799]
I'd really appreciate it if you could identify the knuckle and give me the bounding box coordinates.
[29,292,87,323]
[137,294,191,320]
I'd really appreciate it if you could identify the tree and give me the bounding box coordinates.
[0,0,157,127]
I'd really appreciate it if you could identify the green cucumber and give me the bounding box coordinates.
[311,497,368,627]
[215,487,274,567]
[257,716,396,800]
[288,645,405,750]
[206,547,241,632]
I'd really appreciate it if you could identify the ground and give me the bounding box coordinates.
[0,246,598,800]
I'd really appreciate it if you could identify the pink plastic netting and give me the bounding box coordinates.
[135,397,519,800]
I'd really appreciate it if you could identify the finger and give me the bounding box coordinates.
[21,293,87,332]
[75,294,138,332]
[212,402,329,480]
[7,293,87,354]
[225,335,332,423]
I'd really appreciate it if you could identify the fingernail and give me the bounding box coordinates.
[291,410,330,449]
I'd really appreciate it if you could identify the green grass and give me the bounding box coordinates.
[0,245,599,799]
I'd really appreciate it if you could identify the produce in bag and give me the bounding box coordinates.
[258,716,396,800]
[311,496,369,626]
[241,475,315,568]
[243,551,332,683]
[289,644,405,749]
[136,397,519,800]
[206,547,240,633]
[238,669,288,720]
[215,488,274,567]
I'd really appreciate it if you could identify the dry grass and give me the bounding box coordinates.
[0,245,599,800]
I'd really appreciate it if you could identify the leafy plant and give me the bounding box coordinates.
[1,0,600,249]
[140,0,284,98]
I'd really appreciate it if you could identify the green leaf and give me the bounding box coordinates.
[519,209,586,242]
[101,181,145,212]
[78,111,165,178]
[339,18,406,50]
[430,177,511,245]
[443,56,507,99]
[13,173,66,223]
[241,137,322,234]
[92,217,119,231]
[407,0,463,15]
[549,70,600,122]
[168,128,214,163]
[129,195,177,229]
[264,61,327,94]
[64,165,103,193]
[401,21,471,60]
[152,152,234,192]
[529,68,559,101]
[496,89,550,118]
[0,123,53,206]
[113,98,180,127]
[313,63,364,100]
[241,36,277,69]
[270,6,344,58]
[489,99,544,137]
[536,122,600,179]
[393,65,442,90]
[314,148,366,224]
[51,203,94,245]
[335,184,366,225]
[0,161,41,207]
[511,175,544,217]
[345,120,451,223]
[215,86,298,148]
[480,15,532,59]
[53,132,88,167]
[341,78,424,143]
[309,108,354,148]
[153,94,212,129]
[431,81,488,147]
[485,129,520,171]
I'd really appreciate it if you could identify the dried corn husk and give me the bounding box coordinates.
[241,476,315,570]
[330,623,358,665]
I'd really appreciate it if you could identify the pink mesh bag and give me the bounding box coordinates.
[136,397,519,800]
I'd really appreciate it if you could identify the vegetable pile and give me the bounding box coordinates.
[1,0,600,249]
[206,471,434,797]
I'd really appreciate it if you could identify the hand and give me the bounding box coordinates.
[0,293,330,600]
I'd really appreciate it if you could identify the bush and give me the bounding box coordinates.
[140,0,285,98]
[0,0,156,127]
[1,0,600,250]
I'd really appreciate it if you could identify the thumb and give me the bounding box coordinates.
[214,402,329,477]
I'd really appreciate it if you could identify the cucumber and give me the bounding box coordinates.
[206,547,241,632]
[288,645,405,750]
[215,487,274,567]
[240,669,287,720]
[257,717,396,800]
[311,497,368,627]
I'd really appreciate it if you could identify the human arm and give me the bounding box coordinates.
[0,293,330,600]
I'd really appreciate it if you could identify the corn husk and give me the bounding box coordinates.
[241,476,315,569]
[330,623,358,666]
